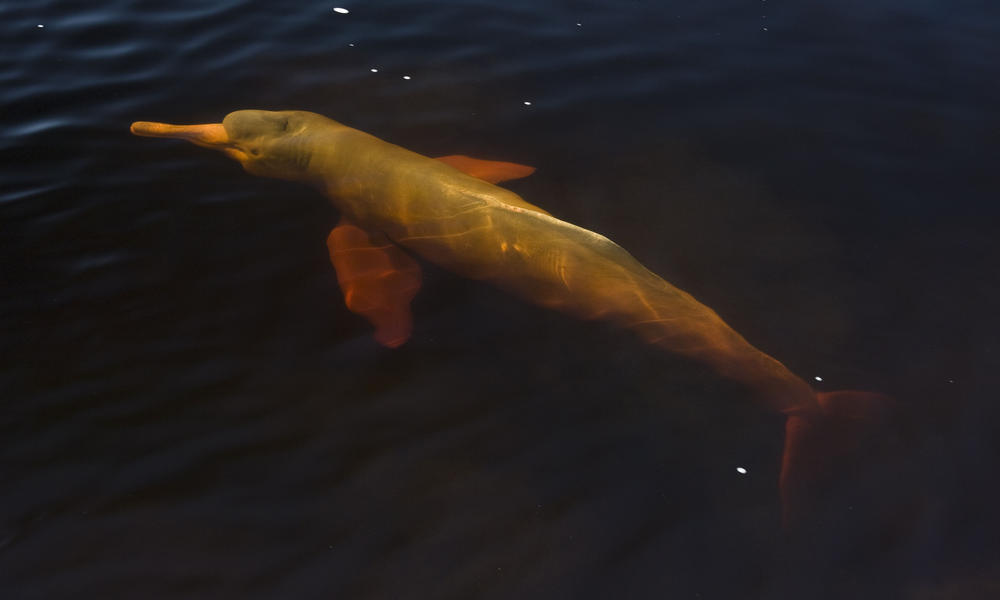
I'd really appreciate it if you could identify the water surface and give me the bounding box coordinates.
[3,1,999,598]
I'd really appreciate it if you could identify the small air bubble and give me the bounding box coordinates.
[333,7,349,14]
[814,376,823,382]
[402,75,411,80]
[736,467,748,475]
[370,68,378,73]
[523,101,532,106]
[37,24,45,28]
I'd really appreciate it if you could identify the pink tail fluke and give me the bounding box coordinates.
[779,390,896,528]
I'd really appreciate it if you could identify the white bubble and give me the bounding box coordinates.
[370,68,378,73]
[333,7,349,14]
[402,75,411,80]
[814,376,823,382]
[736,467,748,475]
[37,24,44,28]
[523,101,532,106]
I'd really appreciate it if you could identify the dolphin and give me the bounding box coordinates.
[131,110,894,525]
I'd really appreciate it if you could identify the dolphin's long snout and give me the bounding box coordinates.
[130,121,229,146]
[130,121,248,162]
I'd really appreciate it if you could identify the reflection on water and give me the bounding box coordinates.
[2,0,1000,598]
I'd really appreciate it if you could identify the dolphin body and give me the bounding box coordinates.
[131,110,892,525]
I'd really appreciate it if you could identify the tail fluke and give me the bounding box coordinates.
[779,390,896,528]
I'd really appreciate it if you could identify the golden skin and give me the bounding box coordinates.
[132,110,815,414]
[131,110,893,525]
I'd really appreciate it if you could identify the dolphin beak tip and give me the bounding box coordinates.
[130,121,161,137]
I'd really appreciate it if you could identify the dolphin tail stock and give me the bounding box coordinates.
[778,389,897,528]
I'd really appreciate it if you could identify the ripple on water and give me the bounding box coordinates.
[1,1,998,595]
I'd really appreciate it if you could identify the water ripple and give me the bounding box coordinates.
[2,0,999,596]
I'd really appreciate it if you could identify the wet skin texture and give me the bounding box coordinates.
[131,109,894,525]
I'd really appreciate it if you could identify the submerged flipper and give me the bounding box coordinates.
[327,218,422,348]
[327,155,537,347]
[779,390,896,527]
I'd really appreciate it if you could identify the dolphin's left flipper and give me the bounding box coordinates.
[327,217,422,348]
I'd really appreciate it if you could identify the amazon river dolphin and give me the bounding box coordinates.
[131,110,893,525]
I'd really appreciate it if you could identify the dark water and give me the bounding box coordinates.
[3,1,999,598]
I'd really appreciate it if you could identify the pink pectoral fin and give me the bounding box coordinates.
[435,155,536,184]
[327,218,422,348]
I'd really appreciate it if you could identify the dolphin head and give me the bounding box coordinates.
[131,110,332,181]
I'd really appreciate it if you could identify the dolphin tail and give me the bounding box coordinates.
[778,390,896,528]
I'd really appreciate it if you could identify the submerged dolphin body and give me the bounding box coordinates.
[131,110,892,525]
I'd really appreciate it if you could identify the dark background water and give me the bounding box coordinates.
[3,1,999,598]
